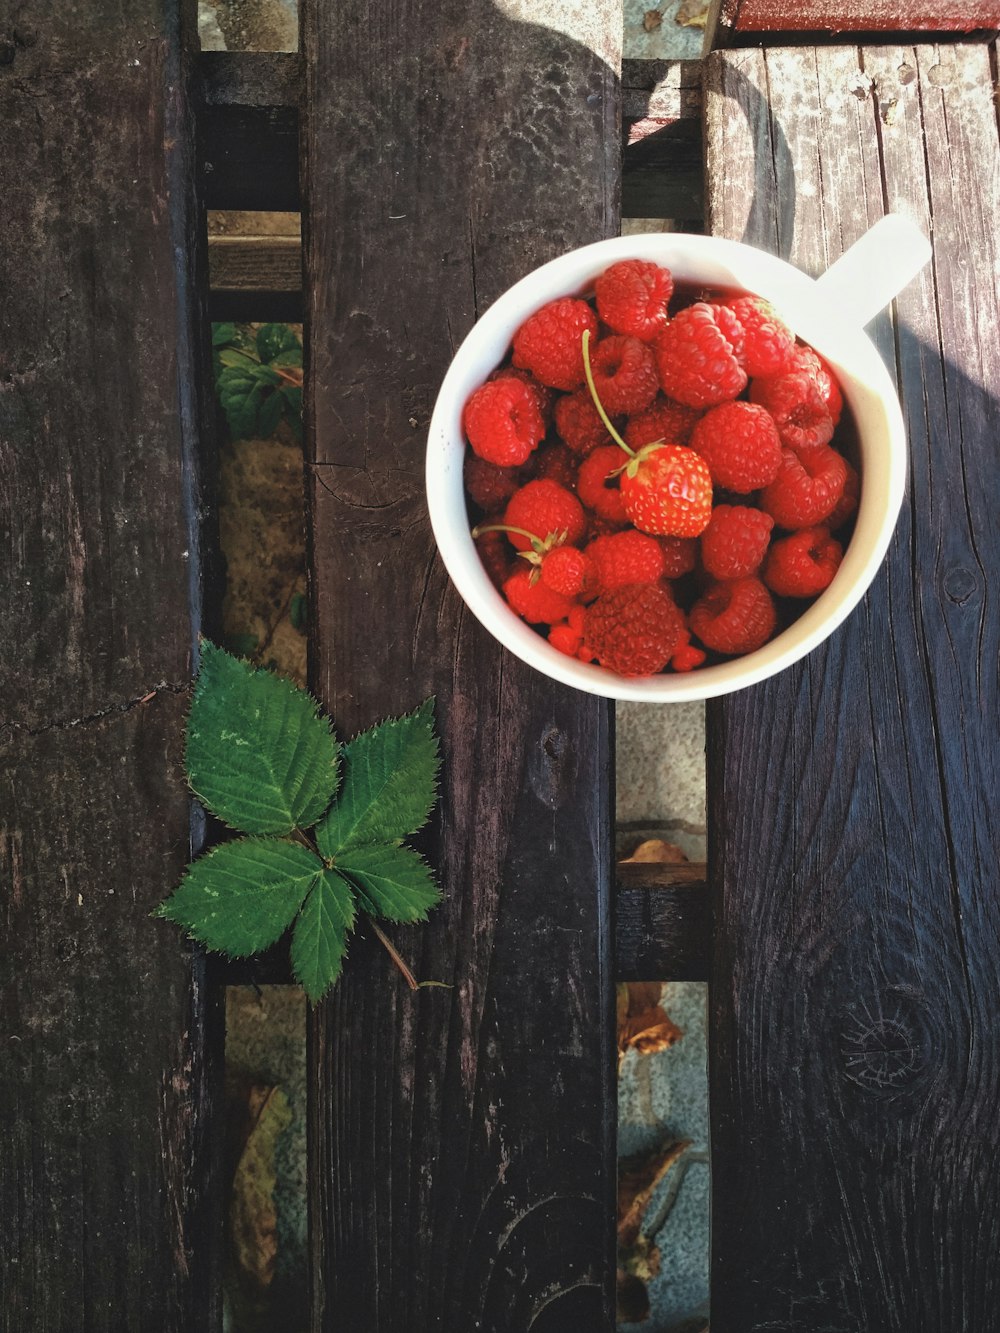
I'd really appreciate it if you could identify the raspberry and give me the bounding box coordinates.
[540,545,592,598]
[490,366,555,427]
[624,397,702,450]
[587,335,660,415]
[690,577,777,655]
[463,377,545,466]
[827,460,859,529]
[700,505,774,580]
[584,583,685,676]
[577,445,629,523]
[512,297,598,391]
[654,303,748,408]
[721,295,795,377]
[464,454,523,511]
[594,258,674,342]
[658,536,697,579]
[789,346,843,425]
[474,520,514,590]
[532,442,579,492]
[554,389,614,456]
[503,480,586,551]
[750,371,834,451]
[620,445,713,538]
[711,304,746,361]
[549,622,584,657]
[764,526,843,598]
[586,530,666,595]
[503,568,574,625]
[689,401,782,492]
[760,445,848,529]
[669,628,707,673]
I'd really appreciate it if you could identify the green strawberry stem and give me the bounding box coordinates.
[581,329,636,459]
[471,522,543,551]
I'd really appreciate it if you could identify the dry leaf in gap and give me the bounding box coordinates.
[229,1081,293,1292]
[620,838,688,864]
[675,0,710,26]
[642,8,662,31]
[617,1140,693,1323]
[617,982,684,1065]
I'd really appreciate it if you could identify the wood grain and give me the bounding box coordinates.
[302,2,620,1329]
[0,3,219,1328]
[616,862,711,982]
[705,42,1000,1332]
[707,0,1000,37]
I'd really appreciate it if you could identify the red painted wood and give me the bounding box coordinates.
[716,0,999,31]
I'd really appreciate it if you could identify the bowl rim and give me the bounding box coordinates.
[426,233,906,702]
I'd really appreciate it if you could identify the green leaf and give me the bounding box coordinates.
[290,870,356,1000]
[271,346,302,370]
[223,631,260,658]
[315,698,439,857]
[256,323,301,365]
[218,363,283,439]
[281,385,303,414]
[257,388,285,438]
[187,641,340,835]
[212,321,238,348]
[289,593,307,632]
[218,346,261,370]
[337,844,441,923]
[157,838,322,955]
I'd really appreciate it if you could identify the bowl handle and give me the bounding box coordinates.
[812,214,932,329]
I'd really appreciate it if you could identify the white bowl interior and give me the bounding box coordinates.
[426,234,906,702]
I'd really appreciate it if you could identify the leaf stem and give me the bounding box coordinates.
[582,329,636,458]
[370,920,420,990]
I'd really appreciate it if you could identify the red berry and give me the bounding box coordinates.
[594,258,674,342]
[653,303,748,408]
[750,370,834,451]
[503,479,586,551]
[503,568,574,625]
[624,397,702,450]
[584,583,685,677]
[549,622,585,657]
[760,445,848,529]
[554,389,614,456]
[588,335,660,415]
[764,526,843,598]
[463,377,545,466]
[657,535,698,579]
[789,346,843,425]
[689,401,782,492]
[827,460,860,530]
[512,297,598,391]
[490,366,555,428]
[721,295,795,377]
[532,442,579,491]
[577,445,629,523]
[711,304,746,361]
[669,628,707,673]
[540,545,592,598]
[690,577,777,655]
[474,519,515,590]
[464,454,523,511]
[700,505,774,580]
[586,530,666,595]
[620,445,713,538]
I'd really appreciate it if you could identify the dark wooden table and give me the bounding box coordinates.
[4,4,1000,1331]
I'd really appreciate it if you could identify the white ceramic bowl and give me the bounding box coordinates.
[426,219,930,701]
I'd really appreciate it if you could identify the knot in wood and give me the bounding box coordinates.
[839,1007,921,1094]
[943,564,979,605]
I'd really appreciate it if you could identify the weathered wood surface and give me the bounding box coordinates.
[616,863,711,982]
[302,3,621,1329]
[706,0,1000,41]
[705,42,1000,1332]
[0,5,219,1328]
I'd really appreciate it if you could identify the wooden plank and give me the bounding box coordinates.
[200,103,300,211]
[0,5,220,1329]
[705,42,1000,1331]
[200,50,303,107]
[623,116,704,219]
[208,235,302,290]
[302,3,621,1329]
[706,0,1000,41]
[615,863,711,982]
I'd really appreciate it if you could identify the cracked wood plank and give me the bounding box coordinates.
[705,42,1000,1332]
[0,5,220,1327]
[302,2,621,1329]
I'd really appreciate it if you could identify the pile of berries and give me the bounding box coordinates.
[461,258,858,678]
